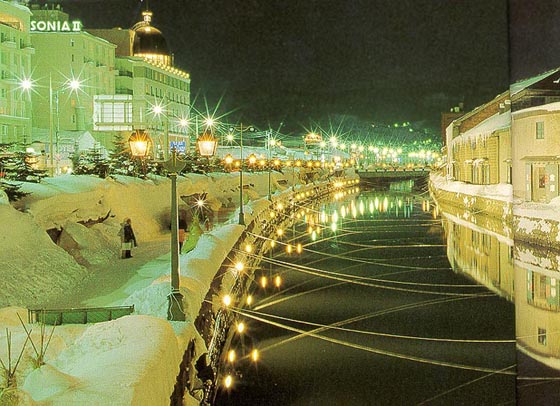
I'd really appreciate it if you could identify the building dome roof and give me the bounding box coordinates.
[132,11,170,58]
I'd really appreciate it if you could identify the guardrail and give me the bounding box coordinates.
[27,305,134,325]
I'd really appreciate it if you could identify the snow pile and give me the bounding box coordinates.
[430,172,512,202]
[0,203,87,308]
[22,315,182,406]
[514,197,560,223]
[450,111,511,147]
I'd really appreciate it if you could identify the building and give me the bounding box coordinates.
[446,69,560,189]
[512,103,560,202]
[445,91,511,185]
[89,10,191,159]
[29,3,116,172]
[0,0,33,146]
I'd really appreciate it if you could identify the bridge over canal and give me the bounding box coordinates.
[357,167,431,189]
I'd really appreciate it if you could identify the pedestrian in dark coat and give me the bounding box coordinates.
[119,218,137,258]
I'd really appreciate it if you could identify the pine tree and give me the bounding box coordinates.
[8,151,47,183]
[108,133,143,177]
[0,143,29,201]
[72,144,109,178]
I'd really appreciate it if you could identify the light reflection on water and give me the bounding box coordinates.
[436,199,560,403]
[216,188,519,405]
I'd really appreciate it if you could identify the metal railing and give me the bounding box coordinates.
[27,305,134,325]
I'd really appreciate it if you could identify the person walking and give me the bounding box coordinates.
[119,218,137,259]
[178,220,187,252]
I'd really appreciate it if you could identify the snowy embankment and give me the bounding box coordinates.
[429,172,512,203]
[1,168,353,405]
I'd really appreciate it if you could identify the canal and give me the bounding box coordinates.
[214,189,517,405]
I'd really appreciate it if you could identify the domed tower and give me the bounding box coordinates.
[132,10,172,66]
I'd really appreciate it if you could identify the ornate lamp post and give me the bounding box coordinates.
[229,124,254,225]
[128,130,187,321]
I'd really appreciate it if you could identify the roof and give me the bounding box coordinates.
[131,10,170,57]
[133,26,169,55]
[512,101,560,116]
[510,68,560,96]
[460,111,511,139]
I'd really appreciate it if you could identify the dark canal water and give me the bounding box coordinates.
[215,190,517,405]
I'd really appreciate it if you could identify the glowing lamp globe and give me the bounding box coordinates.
[196,130,218,157]
[128,129,152,157]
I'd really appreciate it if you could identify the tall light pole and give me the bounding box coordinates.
[165,148,187,321]
[230,124,254,225]
[267,130,273,201]
[129,131,188,321]
[42,75,82,176]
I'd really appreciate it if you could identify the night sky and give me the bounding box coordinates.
[53,0,558,133]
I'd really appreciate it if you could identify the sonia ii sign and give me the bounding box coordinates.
[31,20,82,32]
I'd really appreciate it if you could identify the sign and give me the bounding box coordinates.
[31,20,82,32]
[304,132,322,145]
[170,141,186,153]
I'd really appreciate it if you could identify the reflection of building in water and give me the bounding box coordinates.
[442,215,514,300]
[516,245,560,369]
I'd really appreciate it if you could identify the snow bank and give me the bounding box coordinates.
[0,203,87,308]
[22,316,182,406]
[430,172,512,202]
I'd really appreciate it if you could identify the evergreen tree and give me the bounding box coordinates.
[72,144,109,178]
[8,151,47,182]
[108,133,140,177]
[0,143,29,201]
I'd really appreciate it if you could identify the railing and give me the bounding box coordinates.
[28,305,134,325]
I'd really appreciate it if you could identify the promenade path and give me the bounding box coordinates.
[44,210,234,310]
[45,236,171,309]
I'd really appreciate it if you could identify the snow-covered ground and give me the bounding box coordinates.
[430,172,512,203]
[0,167,352,405]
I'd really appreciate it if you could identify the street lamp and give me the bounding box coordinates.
[128,131,187,321]
[196,129,218,172]
[229,124,254,225]
[196,129,218,158]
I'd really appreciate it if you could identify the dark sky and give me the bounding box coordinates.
[53,0,557,132]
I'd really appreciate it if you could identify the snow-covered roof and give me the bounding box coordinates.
[512,101,560,116]
[451,112,510,147]
[510,68,560,96]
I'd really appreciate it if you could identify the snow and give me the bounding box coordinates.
[450,111,510,147]
[430,172,513,202]
[22,316,182,406]
[0,167,357,404]
[512,101,560,116]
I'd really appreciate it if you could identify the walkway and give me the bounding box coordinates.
[45,236,172,309]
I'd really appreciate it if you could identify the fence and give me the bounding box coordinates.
[27,305,134,325]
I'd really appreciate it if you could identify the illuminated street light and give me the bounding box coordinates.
[229,124,255,225]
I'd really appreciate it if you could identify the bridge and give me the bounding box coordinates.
[357,167,431,189]
[357,167,431,179]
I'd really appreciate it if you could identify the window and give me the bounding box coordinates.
[538,328,547,345]
[536,121,544,139]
